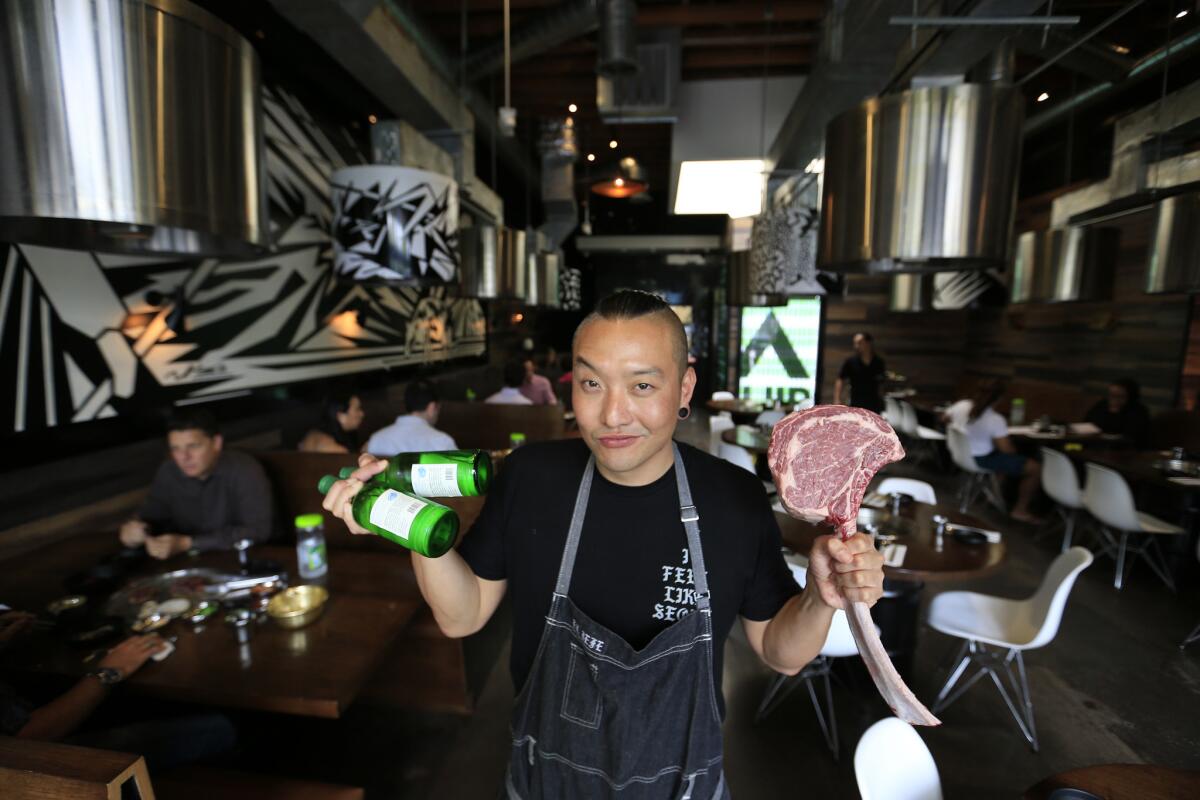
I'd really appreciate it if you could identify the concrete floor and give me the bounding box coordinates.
[240,412,1200,798]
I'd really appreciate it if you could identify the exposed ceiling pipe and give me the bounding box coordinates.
[466,0,601,81]
[379,0,540,189]
[1024,30,1200,136]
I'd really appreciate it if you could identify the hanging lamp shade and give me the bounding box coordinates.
[591,157,649,199]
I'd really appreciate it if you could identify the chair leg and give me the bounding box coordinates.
[803,659,839,760]
[932,641,1040,751]
[1114,531,1130,589]
[1139,536,1177,593]
[932,640,978,713]
[755,672,803,723]
[1060,510,1077,553]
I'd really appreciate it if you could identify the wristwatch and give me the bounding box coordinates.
[85,667,124,685]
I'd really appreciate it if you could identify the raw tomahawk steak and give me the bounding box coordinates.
[769,405,940,726]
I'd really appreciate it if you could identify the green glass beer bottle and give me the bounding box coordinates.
[336,450,492,497]
[317,476,459,558]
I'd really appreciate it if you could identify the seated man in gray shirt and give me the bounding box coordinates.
[119,410,274,560]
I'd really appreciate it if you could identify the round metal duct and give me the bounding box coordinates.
[524,250,562,308]
[889,274,933,312]
[818,83,1024,274]
[0,0,267,257]
[462,225,526,299]
[597,0,638,76]
[331,165,459,284]
[1146,194,1200,294]
[728,251,786,307]
[1011,227,1119,303]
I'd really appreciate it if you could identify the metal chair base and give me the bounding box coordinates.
[1182,620,1200,650]
[932,640,1039,752]
[958,471,1006,514]
[1093,526,1177,591]
[755,656,840,760]
[1035,507,1088,553]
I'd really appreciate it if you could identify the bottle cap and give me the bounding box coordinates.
[295,513,324,530]
[338,466,355,479]
[317,475,337,494]
[510,432,526,442]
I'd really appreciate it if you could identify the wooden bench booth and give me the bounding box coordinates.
[435,401,565,450]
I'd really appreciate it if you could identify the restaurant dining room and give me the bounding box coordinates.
[3,0,1200,798]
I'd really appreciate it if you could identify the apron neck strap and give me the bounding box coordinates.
[553,443,712,612]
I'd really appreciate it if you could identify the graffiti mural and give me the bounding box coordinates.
[0,86,485,433]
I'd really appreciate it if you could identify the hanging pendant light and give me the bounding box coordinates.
[591,156,649,199]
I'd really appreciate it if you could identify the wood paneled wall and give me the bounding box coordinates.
[818,209,1192,418]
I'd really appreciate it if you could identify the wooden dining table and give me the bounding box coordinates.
[1023,763,1200,800]
[721,426,771,455]
[6,543,421,719]
[706,399,789,425]
[774,500,1007,583]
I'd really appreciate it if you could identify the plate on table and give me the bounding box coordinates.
[104,568,287,623]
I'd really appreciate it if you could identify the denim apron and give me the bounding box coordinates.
[505,445,730,799]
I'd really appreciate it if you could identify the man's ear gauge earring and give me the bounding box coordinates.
[678,407,690,420]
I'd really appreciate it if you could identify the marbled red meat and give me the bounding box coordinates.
[769,405,940,727]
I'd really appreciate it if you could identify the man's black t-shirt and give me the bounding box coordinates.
[458,439,800,715]
[839,355,887,413]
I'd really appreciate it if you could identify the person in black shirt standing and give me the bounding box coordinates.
[834,331,886,413]
[324,290,884,799]
[1085,378,1151,446]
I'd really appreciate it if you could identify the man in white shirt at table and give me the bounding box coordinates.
[366,380,457,455]
[486,361,534,406]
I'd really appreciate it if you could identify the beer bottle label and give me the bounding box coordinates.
[411,464,462,497]
[369,490,427,540]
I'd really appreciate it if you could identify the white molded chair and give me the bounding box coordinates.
[710,390,735,401]
[708,415,735,456]
[754,409,787,428]
[903,401,946,443]
[1182,538,1200,649]
[926,547,1093,751]
[884,396,904,429]
[1083,463,1182,591]
[945,428,1005,513]
[755,562,864,760]
[877,478,937,506]
[895,401,944,466]
[854,717,942,800]
[1040,447,1086,552]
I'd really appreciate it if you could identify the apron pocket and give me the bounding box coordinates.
[560,645,603,729]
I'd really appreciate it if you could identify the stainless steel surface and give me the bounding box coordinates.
[597,0,637,76]
[819,83,1024,274]
[460,224,502,298]
[889,273,934,312]
[0,0,267,256]
[524,250,561,308]
[1010,227,1118,303]
[728,250,786,307]
[500,227,528,300]
[575,234,724,253]
[1145,194,1200,294]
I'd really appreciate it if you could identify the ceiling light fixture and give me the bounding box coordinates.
[804,157,825,174]
[591,156,648,199]
[367,114,378,124]
[1110,43,1130,54]
[1176,9,1189,19]
[1037,92,1050,102]
[674,159,766,217]
[608,139,618,149]
[586,153,596,162]
[568,103,578,113]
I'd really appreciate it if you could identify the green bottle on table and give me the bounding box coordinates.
[317,476,459,558]
[336,450,492,497]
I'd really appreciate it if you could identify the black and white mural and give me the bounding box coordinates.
[0,86,485,433]
[331,165,459,284]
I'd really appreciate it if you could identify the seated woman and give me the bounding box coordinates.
[1085,378,1150,446]
[942,379,1043,523]
[298,392,365,453]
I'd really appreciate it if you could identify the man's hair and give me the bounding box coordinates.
[166,408,219,438]
[573,290,688,376]
[405,379,439,413]
[1113,377,1141,404]
[968,378,1007,423]
[503,360,527,388]
[855,331,874,343]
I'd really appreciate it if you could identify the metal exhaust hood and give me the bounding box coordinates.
[0,0,268,257]
[1145,194,1200,294]
[818,83,1024,274]
[1009,227,1118,303]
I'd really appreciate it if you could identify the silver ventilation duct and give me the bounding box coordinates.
[818,83,1024,274]
[1009,227,1118,303]
[1146,194,1200,294]
[460,225,527,299]
[728,251,786,307]
[526,251,562,309]
[597,0,638,76]
[889,274,933,313]
[538,119,578,249]
[0,0,267,257]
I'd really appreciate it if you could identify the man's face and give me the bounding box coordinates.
[1107,385,1129,413]
[168,429,222,479]
[853,334,869,356]
[573,316,695,486]
[524,359,536,380]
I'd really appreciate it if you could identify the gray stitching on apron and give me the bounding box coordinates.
[543,619,713,667]
[560,645,603,728]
